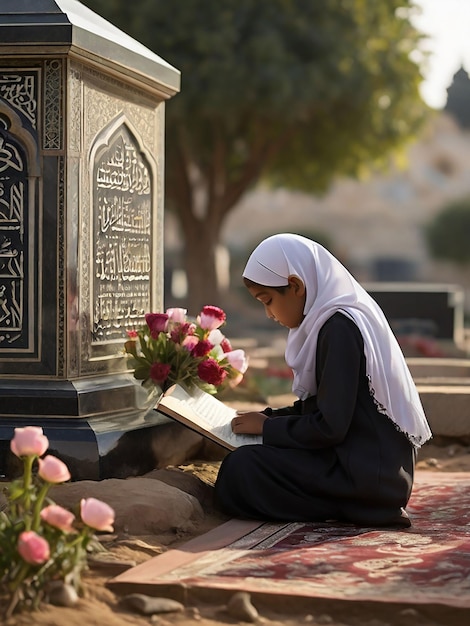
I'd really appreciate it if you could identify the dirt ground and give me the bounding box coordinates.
[4,441,470,626]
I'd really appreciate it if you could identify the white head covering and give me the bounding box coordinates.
[243,233,432,448]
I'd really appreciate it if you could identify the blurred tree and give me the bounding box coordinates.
[82,0,428,311]
[425,198,470,265]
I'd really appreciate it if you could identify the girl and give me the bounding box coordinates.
[214,233,432,527]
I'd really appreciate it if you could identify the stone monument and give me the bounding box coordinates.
[0,0,180,479]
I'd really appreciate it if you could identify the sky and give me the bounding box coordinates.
[411,0,470,109]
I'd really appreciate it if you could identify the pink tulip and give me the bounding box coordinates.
[225,349,249,374]
[40,504,75,532]
[38,455,71,484]
[182,335,199,351]
[10,426,49,458]
[80,498,115,532]
[208,329,224,346]
[145,313,169,337]
[220,337,232,353]
[198,305,226,330]
[17,531,50,565]
[166,307,187,324]
[229,372,244,388]
[170,322,191,344]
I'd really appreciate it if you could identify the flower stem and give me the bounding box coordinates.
[22,455,35,529]
[31,482,50,531]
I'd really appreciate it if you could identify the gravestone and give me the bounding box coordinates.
[364,282,465,345]
[0,0,180,479]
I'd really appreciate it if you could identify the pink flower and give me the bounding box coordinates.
[208,329,224,346]
[197,358,227,386]
[17,531,50,565]
[126,329,138,339]
[124,339,138,357]
[40,504,75,532]
[182,335,199,351]
[166,308,187,324]
[198,305,226,331]
[38,455,71,484]
[80,498,115,532]
[170,322,191,344]
[191,339,213,358]
[10,426,49,458]
[225,349,249,374]
[220,337,232,353]
[229,372,244,388]
[150,362,171,384]
[145,313,169,338]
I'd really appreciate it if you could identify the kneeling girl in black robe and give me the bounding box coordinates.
[214,233,432,527]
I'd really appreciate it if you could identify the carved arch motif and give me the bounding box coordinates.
[0,103,39,352]
[89,114,157,344]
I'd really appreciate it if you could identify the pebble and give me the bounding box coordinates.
[47,581,79,607]
[399,607,420,618]
[187,606,202,620]
[226,591,259,622]
[121,593,185,615]
[316,615,334,624]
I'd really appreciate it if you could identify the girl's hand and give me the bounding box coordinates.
[231,412,267,435]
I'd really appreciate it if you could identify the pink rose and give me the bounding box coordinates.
[40,504,75,532]
[10,426,49,458]
[191,339,214,358]
[166,308,187,324]
[145,313,169,338]
[150,362,171,384]
[80,498,115,532]
[198,305,226,330]
[38,455,71,484]
[17,531,50,565]
[225,349,249,374]
[197,358,227,386]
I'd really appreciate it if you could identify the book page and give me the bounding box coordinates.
[158,384,263,449]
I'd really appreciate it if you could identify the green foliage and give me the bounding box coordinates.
[425,198,470,265]
[82,0,426,189]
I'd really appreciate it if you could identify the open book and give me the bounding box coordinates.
[155,384,263,451]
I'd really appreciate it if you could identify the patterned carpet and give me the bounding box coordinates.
[109,472,470,608]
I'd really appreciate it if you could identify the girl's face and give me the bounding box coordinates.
[247,276,306,329]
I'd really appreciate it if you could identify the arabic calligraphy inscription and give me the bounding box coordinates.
[92,124,153,343]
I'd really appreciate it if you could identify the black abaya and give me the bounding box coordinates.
[214,312,416,527]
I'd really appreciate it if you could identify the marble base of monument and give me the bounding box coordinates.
[0,376,170,481]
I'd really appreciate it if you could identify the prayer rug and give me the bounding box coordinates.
[109,472,470,608]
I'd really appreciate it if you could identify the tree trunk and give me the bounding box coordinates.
[180,219,222,314]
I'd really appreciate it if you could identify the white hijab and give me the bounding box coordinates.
[243,233,432,448]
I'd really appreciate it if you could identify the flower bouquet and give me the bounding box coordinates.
[0,426,114,618]
[124,305,248,395]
